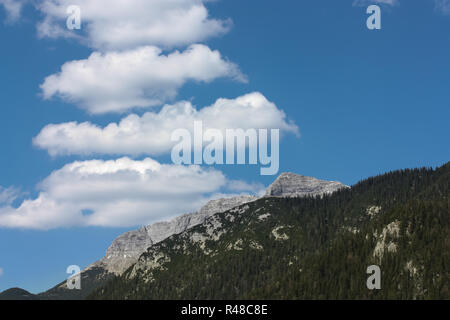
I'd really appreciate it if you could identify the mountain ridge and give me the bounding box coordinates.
[1,171,347,300]
[0,288,38,300]
[89,163,450,299]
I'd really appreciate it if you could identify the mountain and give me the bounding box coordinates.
[28,173,347,300]
[88,163,450,299]
[95,195,258,275]
[0,288,38,300]
[37,195,257,300]
[265,172,347,197]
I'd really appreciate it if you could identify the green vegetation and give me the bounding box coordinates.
[0,288,38,300]
[38,266,113,300]
[89,163,450,300]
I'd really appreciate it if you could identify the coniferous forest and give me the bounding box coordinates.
[89,163,450,300]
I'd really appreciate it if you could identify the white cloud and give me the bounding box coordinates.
[0,158,260,230]
[34,92,299,157]
[40,44,246,114]
[0,267,3,277]
[352,0,398,6]
[435,0,450,14]
[226,180,266,196]
[36,0,231,50]
[0,0,25,22]
[0,186,21,205]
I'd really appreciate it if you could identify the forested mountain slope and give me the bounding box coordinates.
[90,163,450,300]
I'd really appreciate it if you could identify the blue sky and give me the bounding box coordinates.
[0,0,449,293]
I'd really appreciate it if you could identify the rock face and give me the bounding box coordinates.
[265,172,348,198]
[39,172,347,299]
[39,195,257,299]
[95,173,347,275]
[92,195,257,275]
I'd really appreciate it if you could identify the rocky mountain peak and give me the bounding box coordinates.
[93,194,257,274]
[33,171,350,298]
[92,174,347,275]
[265,172,348,198]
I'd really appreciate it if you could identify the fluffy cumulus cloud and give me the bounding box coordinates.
[34,92,299,157]
[36,0,231,50]
[40,44,246,114]
[0,158,260,230]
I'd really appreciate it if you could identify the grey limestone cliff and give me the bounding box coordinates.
[265,172,348,198]
[90,195,257,275]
